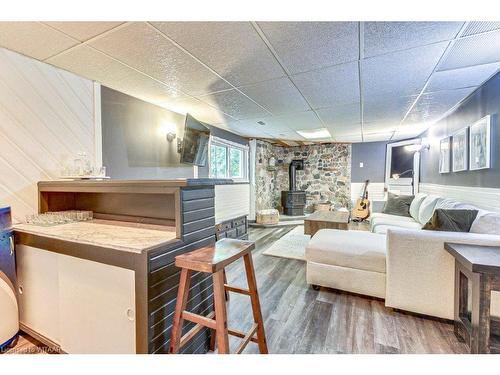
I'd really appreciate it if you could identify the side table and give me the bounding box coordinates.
[445,242,500,354]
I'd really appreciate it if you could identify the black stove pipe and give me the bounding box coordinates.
[288,159,304,191]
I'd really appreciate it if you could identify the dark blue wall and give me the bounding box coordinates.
[419,70,500,187]
[351,141,388,183]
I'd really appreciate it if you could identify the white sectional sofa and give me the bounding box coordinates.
[306,193,500,320]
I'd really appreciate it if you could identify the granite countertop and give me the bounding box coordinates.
[14,220,178,254]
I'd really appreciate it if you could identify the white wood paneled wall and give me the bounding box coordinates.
[214,184,250,223]
[0,48,97,223]
[419,183,500,212]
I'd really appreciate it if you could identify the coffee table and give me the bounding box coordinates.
[304,210,350,236]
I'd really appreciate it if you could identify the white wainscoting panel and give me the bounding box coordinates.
[351,182,386,201]
[215,184,250,223]
[419,183,500,212]
[0,48,97,223]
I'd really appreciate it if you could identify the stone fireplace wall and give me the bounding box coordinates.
[255,140,351,214]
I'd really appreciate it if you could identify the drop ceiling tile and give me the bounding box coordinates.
[159,96,234,125]
[327,123,362,138]
[0,22,79,60]
[363,42,448,99]
[335,134,363,143]
[257,22,359,74]
[404,87,476,125]
[225,121,270,138]
[363,121,399,134]
[363,132,394,142]
[291,61,360,109]
[394,123,430,139]
[363,96,414,123]
[48,45,183,104]
[364,22,463,57]
[462,22,500,36]
[89,22,230,96]
[438,30,500,71]
[197,89,269,120]
[316,102,361,127]
[150,22,285,86]
[426,63,500,92]
[44,22,124,42]
[239,77,309,115]
[270,110,323,130]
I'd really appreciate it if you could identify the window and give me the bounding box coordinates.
[210,137,248,181]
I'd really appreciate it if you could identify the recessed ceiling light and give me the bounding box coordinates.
[296,128,332,139]
[257,121,266,125]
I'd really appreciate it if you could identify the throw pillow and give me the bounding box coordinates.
[422,209,479,232]
[469,211,500,235]
[382,192,414,217]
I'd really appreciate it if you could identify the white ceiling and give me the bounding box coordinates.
[1,21,500,143]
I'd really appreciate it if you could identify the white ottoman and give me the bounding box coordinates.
[305,229,387,298]
[256,209,280,225]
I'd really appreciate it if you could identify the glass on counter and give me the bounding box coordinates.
[25,210,94,226]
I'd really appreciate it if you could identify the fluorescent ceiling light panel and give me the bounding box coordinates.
[296,128,332,139]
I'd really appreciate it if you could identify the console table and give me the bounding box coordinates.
[444,242,500,354]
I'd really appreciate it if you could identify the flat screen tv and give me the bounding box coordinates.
[180,114,210,166]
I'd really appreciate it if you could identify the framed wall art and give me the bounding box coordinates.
[452,128,468,172]
[439,137,451,173]
[469,115,491,171]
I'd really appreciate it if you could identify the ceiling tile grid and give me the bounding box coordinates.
[364,22,463,58]
[362,42,449,100]
[150,22,285,87]
[238,77,310,115]
[197,89,271,120]
[426,62,500,92]
[88,22,232,96]
[0,22,78,60]
[462,22,500,37]
[256,22,359,74]
[290,61,360,109]
[43,22,124,42]
[437,29,500,71]
[1,21,500,143]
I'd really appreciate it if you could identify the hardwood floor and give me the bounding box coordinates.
[223,225,469,354]
[5,223,468,354]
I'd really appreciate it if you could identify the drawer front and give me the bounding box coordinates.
[232,217,246,228]
[236,225,246,237]
[216,221,232,233]
[225,228,238,239]
[216,231,227,240]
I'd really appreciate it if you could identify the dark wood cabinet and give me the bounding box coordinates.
[215,215,248,241]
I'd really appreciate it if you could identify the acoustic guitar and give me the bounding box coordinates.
[351,179,370,220]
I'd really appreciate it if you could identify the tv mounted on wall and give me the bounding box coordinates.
[180,114,210,166]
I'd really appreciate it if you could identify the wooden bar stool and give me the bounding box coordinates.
[169,238,268,354]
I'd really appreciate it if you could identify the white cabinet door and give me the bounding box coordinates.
[58,255,136,354]
[16,245,60,344]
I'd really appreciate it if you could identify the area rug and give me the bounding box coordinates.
[262,225,310,261]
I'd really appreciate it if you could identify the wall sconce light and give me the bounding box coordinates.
[166,132,176,142]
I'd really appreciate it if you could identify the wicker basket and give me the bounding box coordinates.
[256,209,280,225]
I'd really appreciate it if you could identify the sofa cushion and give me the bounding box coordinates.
[434,198,462,210]
[409,193,427,220]
[306,229,386,273]
[422,209,479,232]
[382,192,414,217]
[372,221,422,234]
[470,211,500,235]
[418,195,442,224]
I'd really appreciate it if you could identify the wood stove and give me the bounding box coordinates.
[281,159,306,216]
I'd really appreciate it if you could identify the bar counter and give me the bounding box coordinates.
[14,179,220,354]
